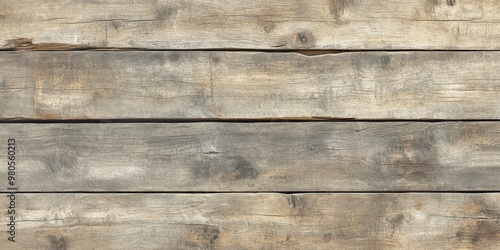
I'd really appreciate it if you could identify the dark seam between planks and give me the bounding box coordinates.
[2,118,500,123]
[3,191,500,194]
[2,47,500,53]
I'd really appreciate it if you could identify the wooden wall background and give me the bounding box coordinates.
[1,0,500,249]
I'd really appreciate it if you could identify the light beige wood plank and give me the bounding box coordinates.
[1,0,500,50]
[1,51,500,120]
[1,122,500,191]
[1,193,499,249]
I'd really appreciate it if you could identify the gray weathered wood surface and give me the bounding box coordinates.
[2,51,500,120]
[2,2,500,248]
[2,122,499,192]
[2,193,500,249]
[1,0,500,50]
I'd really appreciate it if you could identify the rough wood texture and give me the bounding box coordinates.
[2,193,500,249]
[2,51,500,120]
[2,122,500,192]
[1,0,499,50]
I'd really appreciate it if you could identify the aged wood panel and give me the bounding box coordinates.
[1,193,499,249]
[1,122,500,192]
[1,0,499,50]
[1,51,500,120]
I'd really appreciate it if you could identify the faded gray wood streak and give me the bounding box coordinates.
[1,122,500,191]
[1,51,500,119]
[2,193,500,249]
[1,0,499,50]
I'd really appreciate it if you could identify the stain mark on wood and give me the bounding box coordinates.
[232,158,259,180]
[191,156,259,181]
[323,233,333,242]
[167,52,181,62]
[203,225,220,245]
[111,21,121,30]
[387,214,405,236]
[381,134,439,183]
[262,21,275,33]
[209,54,220,64]
[456,220,500,246]
[191,163,212,180]
[379,54,391,67]
[186,224,220,248]
[329,0,350,22]
[446,0,456,6]
[48,235,68,250]
[154,4,177,27]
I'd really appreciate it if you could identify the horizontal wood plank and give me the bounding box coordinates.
[2,122,500,191]
[1,51,500,119]
[2,193,500,249]
[1,0,499,50]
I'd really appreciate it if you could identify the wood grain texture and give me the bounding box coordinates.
[2,122,500,192]
[1,0,499,50]
[2,193,500,249]
[1,51,500,120]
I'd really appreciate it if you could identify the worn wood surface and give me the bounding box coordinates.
[1,0,500,50]
[2,122,500,192]
[2,51,500,120]
[2,2,500,248]
[2,193,499,249]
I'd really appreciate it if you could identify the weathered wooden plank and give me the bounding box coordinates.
[2,193,499,249]
[1,0,499,50]
[2,122,500,191]
[1,51,500,120]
